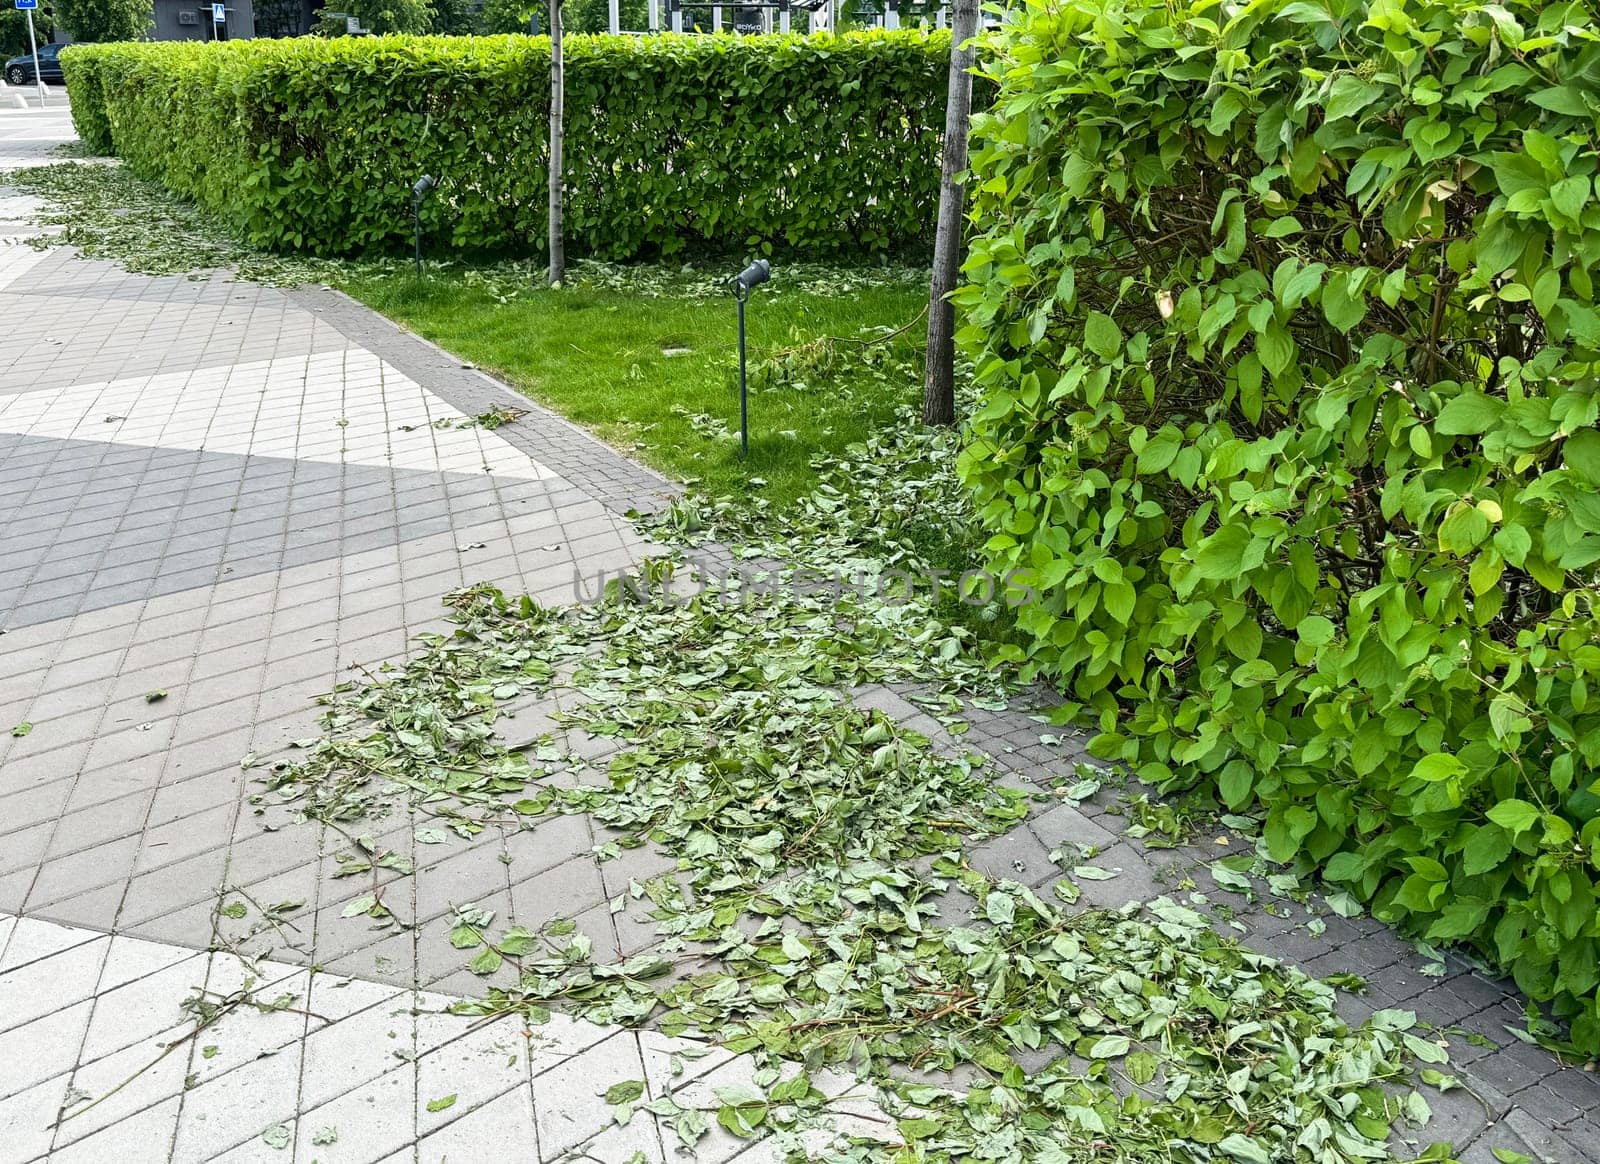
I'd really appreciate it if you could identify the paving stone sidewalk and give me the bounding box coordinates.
[0,106,1597,1164]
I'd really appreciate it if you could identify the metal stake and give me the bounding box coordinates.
[413,195,422,276]
[410,174,436,278]
[737,288,749,456]
[730,259,769,459]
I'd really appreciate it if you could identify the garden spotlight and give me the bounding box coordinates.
[735,259,770,294]
[412,174,437,277]
[732,259,771,458]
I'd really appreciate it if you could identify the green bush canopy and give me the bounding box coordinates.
[0,7,54,60]
[959,0,1600,1049]
[62,31,950,258]
[54,0,150,43]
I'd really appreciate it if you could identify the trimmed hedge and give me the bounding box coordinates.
[60,45,111,156]
[62,31,952,258]
[959,0,1600,1049]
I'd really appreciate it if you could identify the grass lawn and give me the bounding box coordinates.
[345,266,931,511]
[3,163,933,512]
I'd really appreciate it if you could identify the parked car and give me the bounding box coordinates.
[6,43,65,87]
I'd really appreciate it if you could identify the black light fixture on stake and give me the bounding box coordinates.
[732,259,771,458]
[411,174,437,277]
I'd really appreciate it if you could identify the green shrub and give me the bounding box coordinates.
[0,8,54,59]
[473,0,649,35]
[54,0,150,42]
[62,31,951,259]
[323,0,435,34]
[60,44,112,155]
[958,0,1600,1050]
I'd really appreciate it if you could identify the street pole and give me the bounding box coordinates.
[24,8,43,108]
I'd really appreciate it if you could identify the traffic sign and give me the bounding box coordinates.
[211,3,225,20]
[13,1,38,11]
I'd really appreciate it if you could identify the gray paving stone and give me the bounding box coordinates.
[511,856,610,935]
[1028,802,1119,854]
[967,824,1059,889]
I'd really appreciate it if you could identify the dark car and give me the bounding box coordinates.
[6,42,65,87]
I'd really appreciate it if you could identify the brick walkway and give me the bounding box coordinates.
[0,107,1597,1164]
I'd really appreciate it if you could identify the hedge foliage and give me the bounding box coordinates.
[61,46,110,156]
[958,0,1600,1049]
[62,31,951,258]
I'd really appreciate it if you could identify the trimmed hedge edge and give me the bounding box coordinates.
[63,31,954,259]
[959,0,1600,1052]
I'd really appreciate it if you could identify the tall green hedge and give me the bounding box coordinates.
[959,0,1600,1050]
[60,45,110,156]
[62,31,951,258]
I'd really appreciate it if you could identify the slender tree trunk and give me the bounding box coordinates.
[922,0,978,427]
[548,0,565,286]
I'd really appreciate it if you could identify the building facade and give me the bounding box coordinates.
[149,0,257,39]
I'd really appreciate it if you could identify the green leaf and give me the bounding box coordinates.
[1323,75,1384,122]
[1427,897,1489,939]
[1435,392,1503,435]
[1088,1034,1130,1058]
[1409,754,1465,783]
[716,1101,767,1138]
[1217,1133,1273,1164]
[1530,85,1588,116]
[1565,429,1600,484]
[1084,311,1123,359]
[1321,273,1367,333]
[1462,826,1512,875]
[604,1080,645,1106]
[341,894,377,918]
[426,1094,458,1113]
[1551,176,1590,221]
[1257,324,1293,375]
[1191,524,1253,580]
[1485,799,1539,834]
[1402,1033,1449,1063]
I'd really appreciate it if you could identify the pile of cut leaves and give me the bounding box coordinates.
[264,407,1463,1163]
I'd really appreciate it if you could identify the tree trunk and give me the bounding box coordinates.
[922,0,978,427]
[548,0,566,286]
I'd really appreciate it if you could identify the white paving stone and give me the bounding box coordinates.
[0,935,110,1033]
[532,1032,655,1161]
[291,1068,417,1164]
[0,350,560,482]
[0,909,891,1163]
[0,1072,71,1162]
[0,241,49,289]
[413,1017,529,1139]
[415,1085,538,1164]
[0,1001,92,1103]
[57,1031,191,1147]
[46,1094,179,1164]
